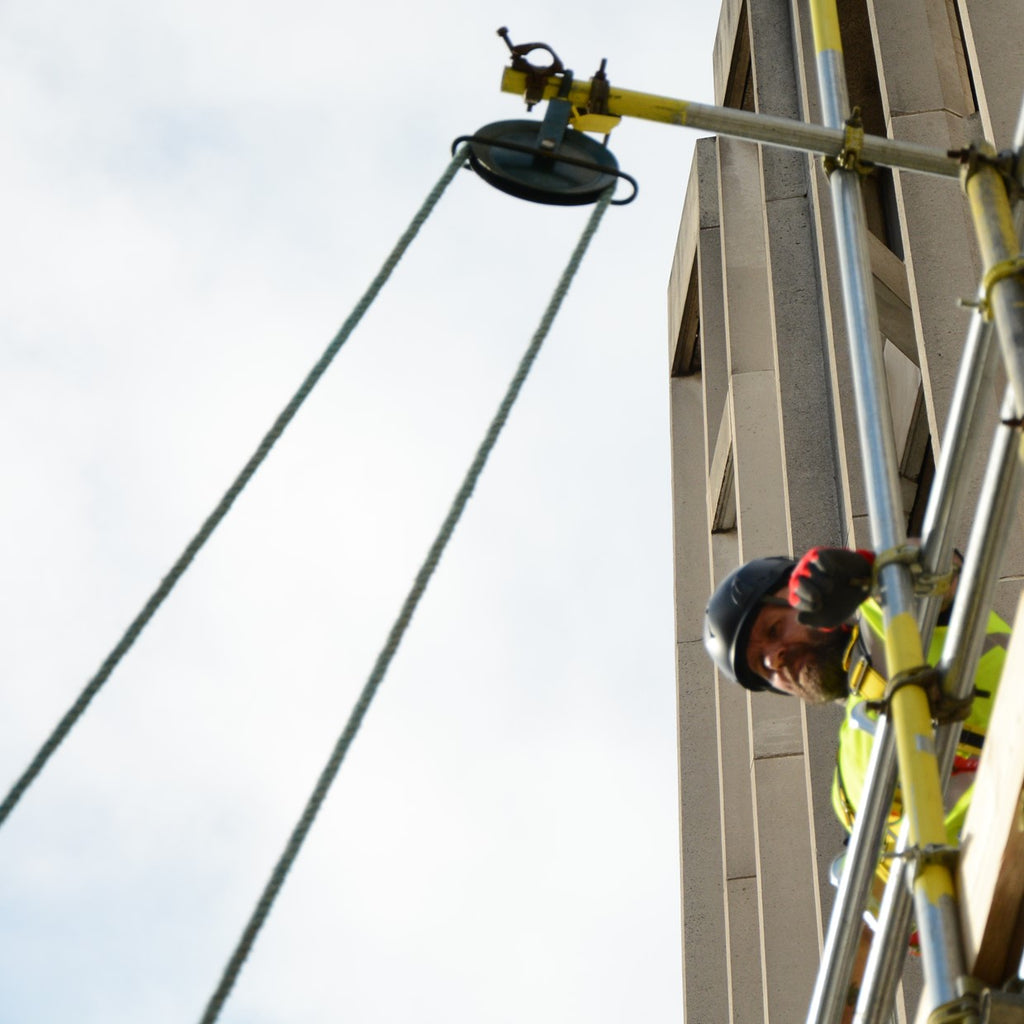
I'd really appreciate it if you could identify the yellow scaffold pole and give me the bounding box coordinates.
[802,0,973,1020]
[962,145,1024,417]
[498,67,960,179]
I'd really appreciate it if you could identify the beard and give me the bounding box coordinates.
[780,629,851,704]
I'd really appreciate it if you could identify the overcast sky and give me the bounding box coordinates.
[0,2,722,1021]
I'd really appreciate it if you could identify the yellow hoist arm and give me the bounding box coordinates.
[499,65,958,179]
[501,67,682,129]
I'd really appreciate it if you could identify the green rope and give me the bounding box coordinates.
[198,187,615,1024]
[0,148,470,831]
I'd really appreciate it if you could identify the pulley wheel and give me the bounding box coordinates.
[465,119,620,206]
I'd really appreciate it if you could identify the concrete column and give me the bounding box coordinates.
[671,373,730,1020]
[955,0,1024,144]
[718,128,823,1019]
[749,0,843,557]
[696,139,730,474]
[749,0,850,934]
[720,677,764,1024]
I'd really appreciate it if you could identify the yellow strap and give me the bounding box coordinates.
[842,623,887,699]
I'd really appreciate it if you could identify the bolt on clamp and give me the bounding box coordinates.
[871,544,958,598]
[865,663,976,723]
[824,108,874,176]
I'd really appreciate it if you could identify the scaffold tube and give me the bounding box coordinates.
[939,385,1024,736]
[499,69,959,178]
[964,154,1024,420]
[855,91,1024,1024]
[854,315,1000,1024]
[804,0,968,1017]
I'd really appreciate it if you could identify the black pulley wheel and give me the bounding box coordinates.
[465,119,620,206]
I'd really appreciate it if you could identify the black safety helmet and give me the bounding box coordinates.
[703,556,797,692]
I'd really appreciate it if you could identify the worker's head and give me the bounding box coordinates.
[703,557,850,704]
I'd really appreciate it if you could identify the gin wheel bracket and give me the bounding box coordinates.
[453,28,637,206]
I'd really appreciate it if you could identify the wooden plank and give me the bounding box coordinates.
[958,592,1024,985]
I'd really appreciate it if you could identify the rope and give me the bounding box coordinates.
[0,148,470,831]
[198,186,615,1024]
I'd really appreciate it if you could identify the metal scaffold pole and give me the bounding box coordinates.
[963,153,1024,416]
[498,69,961,180]
[855,97,1024,1024]
[851,308,997,1023]
[856,385,1024,1023]
[803,0,976,1019]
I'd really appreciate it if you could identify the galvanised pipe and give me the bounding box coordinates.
[499,69,960,178]
[854,318,1000,1024]
[857,91,1024,1023]
[855,387,1023,1023]
[804,0,967,1018]
[964,163,1024,429]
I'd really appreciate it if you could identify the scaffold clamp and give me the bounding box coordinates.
[927,976,986,1024]
[958,254,1024,322]
[824,108,874,176]
[926,994,980,1024]
[872,543,958,598]
[953,144,1021,199]
[979,986,1024,1023]
[497,26,565,110]
[865,663,975,724]
[883,841,961,882]
[981,257,1024,320]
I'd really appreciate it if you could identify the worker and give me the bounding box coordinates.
[702,547,1008,844]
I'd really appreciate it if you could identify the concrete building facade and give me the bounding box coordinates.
[668,0,1023,1020]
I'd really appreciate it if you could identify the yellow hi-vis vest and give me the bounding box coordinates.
[831,598,1008,855]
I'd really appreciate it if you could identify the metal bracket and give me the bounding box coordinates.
[953,144,1021,200]
[981,988,1024,1023]
[497,26,565,110]
[568,58,622,136]
[865,662,975,724]
[537,74,575,152]
[883,842,960,884]
[959,255,1024,321]
[873,543,957,599]
[824,108,874,176]
[978,257,1024,322]
[928,993,981,1024]
[931,982,1024,1024]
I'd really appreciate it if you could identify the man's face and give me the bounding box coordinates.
[745,588,850,703]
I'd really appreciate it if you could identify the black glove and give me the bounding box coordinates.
[788,547,875,628]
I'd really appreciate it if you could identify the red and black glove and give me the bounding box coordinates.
[788,547,875,628]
